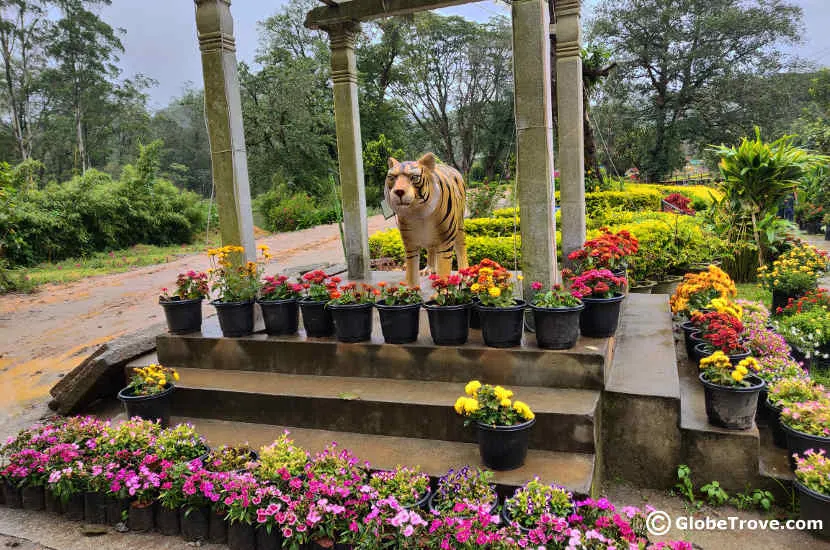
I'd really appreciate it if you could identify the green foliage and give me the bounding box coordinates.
[0,152,206,267]
[730,488,774,512]
[673,465,701,509]
[585,189,661,217]
[363,134,404,208]
[467,180,506,218]
[464,217,517,237]
[253,180,338,233]
[700,481,729,507]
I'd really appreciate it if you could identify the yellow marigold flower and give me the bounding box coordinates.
[464,399,480,414]
[488,287,501,298]
[731,370,744,383]
[471,283,481,293]
[454,396,467,415]
[500,398,512,408]
[173,370,180,381]
[517,275,524,281]
[736,365,748,375]
[465,380,481,396]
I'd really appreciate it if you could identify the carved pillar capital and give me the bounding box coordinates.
[554,0,581,58]
[195,0,236,53]
[325,21,361,85]
[325,20,361,50]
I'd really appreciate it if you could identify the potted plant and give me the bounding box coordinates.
[1,448,47,511]
[298,270,338,337]
[569,269,627,338]
[757,244,827,312]
[775,307,830,372]
[375,282,423,344]
[117,363,179,427]
[125,454,174,532]
[44,445,86,520]
[208,245,267,337]
[159,270,209,334]
[258,275,304,336]
[698,352,765,430]
[670,265,737,320]
[426,466,497,515]
[690,310,749,364]
[766,377,825,449]
[468,259,526,348]
[353,493,429,548]
[529,281,583,350]
[203,445,258,474]
[502,478,572,532]
[154,423,210,464]
[567,227,639,278]
[423,272,473,346]
[369,466,431,509]
[781,400,830,470]
[794,449,830,538]
[221,471,267,550]
[454,381,535,470]
[327,282,378,342]
[256,433,308,487]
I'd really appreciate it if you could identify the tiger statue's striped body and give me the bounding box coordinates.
[385,153,467,287]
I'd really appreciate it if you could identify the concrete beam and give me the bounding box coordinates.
[512,0,558,289]
[306,0,484,29]
[555,0,586,261]
[195,0,256,262]
[327,22,370,279]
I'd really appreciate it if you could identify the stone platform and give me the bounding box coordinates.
[118,293,791,498]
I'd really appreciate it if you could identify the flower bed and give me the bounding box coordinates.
[0,416,692,549]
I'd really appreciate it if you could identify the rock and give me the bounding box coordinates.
[80,525,109,536]
[49,322,166,415]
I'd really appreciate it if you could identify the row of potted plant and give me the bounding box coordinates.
[160,254,631,350]
[0,416,692,550]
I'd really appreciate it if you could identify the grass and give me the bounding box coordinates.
[6,231,222,291]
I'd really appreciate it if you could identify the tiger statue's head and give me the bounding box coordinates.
[385,153,437,210]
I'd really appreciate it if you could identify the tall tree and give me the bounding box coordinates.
[0,0,48,161]
[591,0,802,181]
[43,0,122,174]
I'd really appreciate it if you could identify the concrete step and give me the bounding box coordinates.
[171,368,600,453]
[173,416,596,497]
[677,336,760,492]
[156,313,610,390]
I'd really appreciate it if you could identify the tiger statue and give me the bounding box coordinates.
[385,153,467,287]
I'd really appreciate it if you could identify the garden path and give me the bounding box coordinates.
[0,214,396,422]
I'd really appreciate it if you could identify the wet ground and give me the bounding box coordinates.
[0,215,396,427]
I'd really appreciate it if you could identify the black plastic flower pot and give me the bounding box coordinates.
[476,300,526,348]
[155,505,180,536]
[580,293,625,338]
[256,526,284,550]
[258,298,299,336]
[693,343,750,366]
[783,423,830,471]
[402,490,431,511]
[329,302,374,343]
[825,224,830,241]
[127,502,155,532]
[181,505,210,542]
[531,303,583,350]
[629,280,657,294]
[160,298,203,334]
[212,300,255,337]
[3,481,21,509]
[227,522,256,550]
[755,388,769,427]
[208,508,228,544]
[795,480,830,538]
[84,491,107,524]
[105,495,129,525]
[699,373,764,430]
[64,493,84,521]
[117,383,174,428]
[469,298,481,329]
[476,418,536,471]
[299,299,335,337]
[21,485,44,511]
[310,540,351,550]
[681,323,700,358]
[44,488,61,514]
[424,301,471,346]
[375,301,421,344]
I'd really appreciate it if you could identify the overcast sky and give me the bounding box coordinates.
[100,0,830,108]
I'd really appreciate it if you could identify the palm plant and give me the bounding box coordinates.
[709,128,828,269]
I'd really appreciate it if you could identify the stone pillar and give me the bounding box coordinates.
[555,0,586,261]
[512,0,558,288]
[195,0,256,262]
[325,22,370,280]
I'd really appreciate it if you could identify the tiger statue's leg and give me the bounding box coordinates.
[454,231,468,270]
[421,248,437,278]
[404,246,420,288]
[436,253,453,279]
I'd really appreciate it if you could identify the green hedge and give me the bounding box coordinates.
[369,228,524,267]
[492,189,662,219]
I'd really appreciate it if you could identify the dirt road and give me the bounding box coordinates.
[0,215,396,417]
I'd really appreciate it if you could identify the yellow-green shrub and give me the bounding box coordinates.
[465,212,561,236]
[584,190,662,216]
[625,183,721,205]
